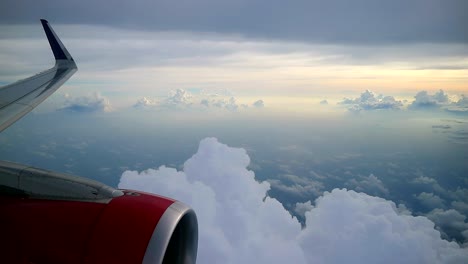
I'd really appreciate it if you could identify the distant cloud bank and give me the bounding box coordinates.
[409,90,450,109]
[339,90,403,112]
[338,89,468,115]
[133,89,264,112]
[119,138,468,264]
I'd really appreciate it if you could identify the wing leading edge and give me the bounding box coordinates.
[0,19,77,132]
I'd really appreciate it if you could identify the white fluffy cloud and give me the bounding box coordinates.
[340,90,403,112]
[133,97,157,109]
[164,89,193,108]
[404,89,468,115]
[410,90,450,109]
[120,138,305,263]
[135,89,262,111]
[209,97,240,111]
[59,93,112,112]
[337,89,468,115]
[300,190,467,263]
[294,200,313,218]
[119,138,468,264]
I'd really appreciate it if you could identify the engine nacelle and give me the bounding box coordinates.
[0,161,198,264]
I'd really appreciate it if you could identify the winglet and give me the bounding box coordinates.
[40,19,74,62]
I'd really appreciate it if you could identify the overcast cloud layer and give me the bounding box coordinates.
[1,21,467,100]
[0,0,467,44]
[119,138,468,263]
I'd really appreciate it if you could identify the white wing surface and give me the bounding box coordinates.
[0,19,77,132]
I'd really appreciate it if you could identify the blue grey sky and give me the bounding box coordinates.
[1,0,467,44]
[1,1,468,262]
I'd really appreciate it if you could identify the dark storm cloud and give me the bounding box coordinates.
[0,0,466,44]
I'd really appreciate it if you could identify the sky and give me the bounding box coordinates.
[1,1,468,263]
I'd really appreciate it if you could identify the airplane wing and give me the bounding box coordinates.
[0,19,77,132]
[0,20,198,264]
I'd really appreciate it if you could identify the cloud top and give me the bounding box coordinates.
[133,97,157,109]
[119,138,468,264]
[410,90,450,109]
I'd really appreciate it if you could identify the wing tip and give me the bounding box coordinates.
[40,19,74,62]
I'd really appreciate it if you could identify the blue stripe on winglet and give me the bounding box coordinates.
[40,19,69,60]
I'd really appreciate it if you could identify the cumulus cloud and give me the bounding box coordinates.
[133,97,157,109]
[119,138,468,263]
[199,96,252,111]
[268,174,324,200]
[404,90,468,115]
[120,138,305,263]
[415,192,446,209]
[211,97,239,111]
[133,90,193,110]
[409,89,450,109]
[410,174,449,196]
[139,89,256,112]
[162,89,193,109]
[345,173,389,196]
[59,93,112,112]
[412,175,438,185]
[449,188,468,202]
[452,201,468,216]
[449,188,468,216]
[337,89,468,115]
[446,95,468,114]
[299,190,467,263]
[252,99,265,108]
[339,90,402,112]
[426,209,468,243]
[319,99,328,105]
[294,200,313,218]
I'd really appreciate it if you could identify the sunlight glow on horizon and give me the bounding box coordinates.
[1,24,467,108]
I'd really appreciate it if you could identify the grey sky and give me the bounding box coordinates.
[1,0,467,44]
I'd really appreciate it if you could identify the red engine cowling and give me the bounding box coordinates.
[0,161,198,264]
